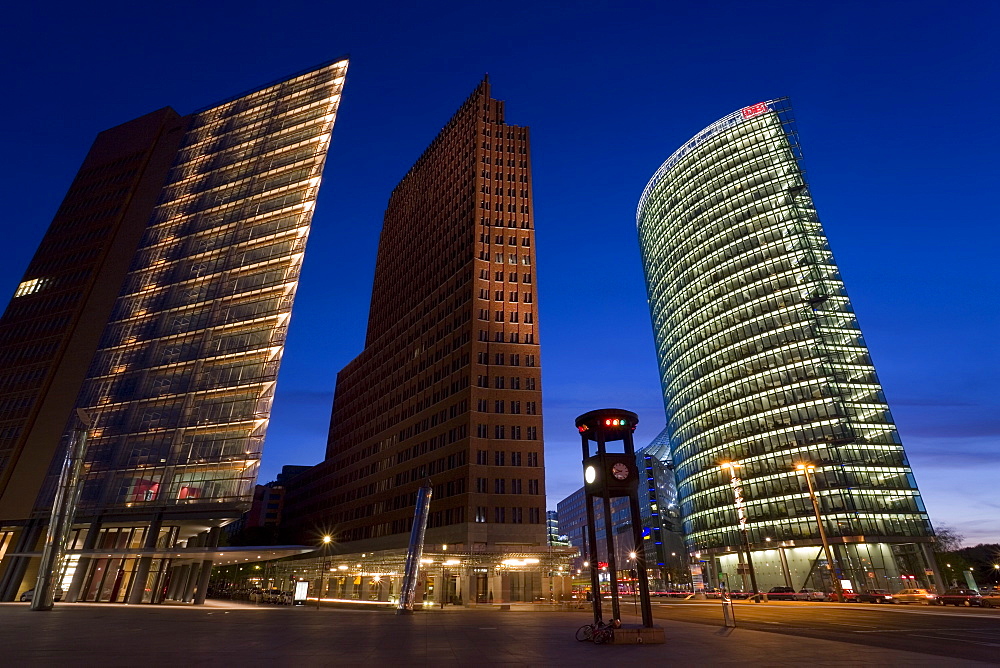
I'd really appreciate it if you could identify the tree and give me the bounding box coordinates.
[934,525,965,553]
[957,543,1000,588]
[936,552,974,588]
[933,526,971,587]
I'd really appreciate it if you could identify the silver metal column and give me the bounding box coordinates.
[397,481,432,614]
[31,414,90,611]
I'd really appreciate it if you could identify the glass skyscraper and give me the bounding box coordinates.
[0,59,347,603]
[636,99,938,594]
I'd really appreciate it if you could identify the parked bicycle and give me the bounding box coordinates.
[574,619,619,644]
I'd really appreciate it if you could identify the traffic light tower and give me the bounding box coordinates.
[576,408,654,628]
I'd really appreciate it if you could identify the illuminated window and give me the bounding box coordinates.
[14,278,48,297]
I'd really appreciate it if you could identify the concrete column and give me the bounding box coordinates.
[432,574,443,606]
[464,575,477,606]
[163,565,179,600]
[559,575,572,602]
[170,565,189,600]
[64,557,92,604]
[193,560,214,605]
[376,578,389,601]
[192,527,220,605]
[166,566,179,600]
[499,574,512,603]
[182,563,200,603]
[150,562,170,604]
[413,574,425,604]
[126,559,152,604]
[127,515,163,604]
[453,573,463,605]
[778,548,794,588]
[919,542,944,591]
[65,520,102,603]
[359,577,371,602]
[487,575,499,604]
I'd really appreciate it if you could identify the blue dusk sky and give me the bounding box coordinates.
[1,1,997,544]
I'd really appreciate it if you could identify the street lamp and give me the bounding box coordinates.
[628,551,639,615]
[317,535,332,609]
[795,463,845,603]
[720,462,759,597]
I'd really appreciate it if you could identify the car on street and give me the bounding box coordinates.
[796,588,826,601]
[936,588,982,606]
[980,591,1000,608]
[830,588,859,602]
[766,586,798,600]
[894,588,937,604]
[18,588,63,602]
[855,589,895,603]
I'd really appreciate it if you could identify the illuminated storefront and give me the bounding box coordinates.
[214,545,576,606]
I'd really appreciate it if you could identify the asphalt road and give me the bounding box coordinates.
[644,599,1000,663]
[3,601,990,667]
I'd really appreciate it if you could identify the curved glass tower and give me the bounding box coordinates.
[637,99,938,593]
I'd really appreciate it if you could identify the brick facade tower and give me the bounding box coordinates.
[287,79,546,552]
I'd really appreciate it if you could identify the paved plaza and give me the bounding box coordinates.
[2,600,993,666]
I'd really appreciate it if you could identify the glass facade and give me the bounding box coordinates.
[0,60,348,604]
[635,428,685,581]
[63,61,346,521]
[637,99,936,590]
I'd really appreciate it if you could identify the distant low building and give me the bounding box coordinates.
[224,465,311,546]
[546,510,570,547]
[556,429,686,590]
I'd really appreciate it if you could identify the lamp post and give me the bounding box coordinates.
[795,463,845,603]
[719,462,759,598]
[629,551,639,615]
[317,535,332,609]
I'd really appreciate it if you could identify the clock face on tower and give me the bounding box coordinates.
[612,462,629,480]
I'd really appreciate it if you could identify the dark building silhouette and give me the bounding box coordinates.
[0,58,348,602]
[286,79,546,553]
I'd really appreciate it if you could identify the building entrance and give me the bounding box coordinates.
[475,574,488,603]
